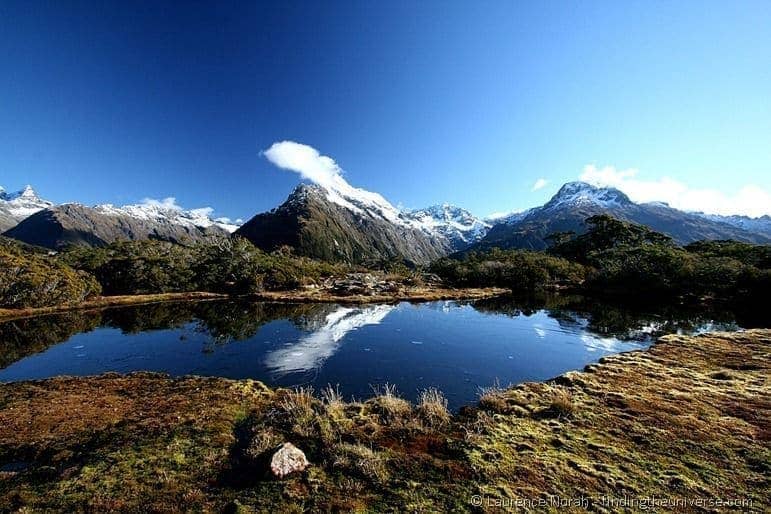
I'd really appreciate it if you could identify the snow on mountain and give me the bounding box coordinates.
[696,213,771,237]
[261,141,485,251]
[288,173,490,250]
[0,185,53,220]
[94,199,241,233]
[468,180,771,252]
[405,204,490,248]
[543,181,632,211]
[302,177,492,249]
[0,185,241,234]
[479,183,628,230]
[297,173,414,228]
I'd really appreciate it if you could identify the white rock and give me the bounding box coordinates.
[270,442,309,478]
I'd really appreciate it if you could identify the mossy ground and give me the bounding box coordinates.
[0,330,768,512]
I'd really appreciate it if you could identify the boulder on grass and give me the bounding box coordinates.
[270,442,309,478]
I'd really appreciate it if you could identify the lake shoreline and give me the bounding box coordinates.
[0,286,508,321]
[0,329,767,511]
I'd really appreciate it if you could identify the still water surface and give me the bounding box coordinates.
[0,297,743,408]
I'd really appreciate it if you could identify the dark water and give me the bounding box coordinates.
[0,297,747,409]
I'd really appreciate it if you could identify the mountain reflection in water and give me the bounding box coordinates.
[264,305,394,378]
[0,296,757,408]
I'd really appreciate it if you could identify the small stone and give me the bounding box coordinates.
[270,442,309,478]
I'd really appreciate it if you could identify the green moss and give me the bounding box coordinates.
[0,330,768,512]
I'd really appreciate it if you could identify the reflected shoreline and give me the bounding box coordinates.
[0,294,759,372]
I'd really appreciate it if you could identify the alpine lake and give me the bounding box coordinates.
[0,295,757,410]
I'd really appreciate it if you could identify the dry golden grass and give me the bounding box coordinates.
[417,387,451,427]
[0,291,228,321]
[0,330,768,512]
[320,384,345,417]
[251,286,507,304]
[332,443,390,483]
[369,383,412,424]
[477,379,511,413]
[547,387,575,418]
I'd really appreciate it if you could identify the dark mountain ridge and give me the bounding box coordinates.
[235,184,450,264]
[5,203,230,250]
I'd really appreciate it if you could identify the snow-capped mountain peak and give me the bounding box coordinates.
[285,182,489,251]
[297,173,409,227]
[544,181,632,210]
[94,199,241,233]
[0,184,53,220]
[696,213,771,237]
[17,185,38,200]
[405,203,491,248]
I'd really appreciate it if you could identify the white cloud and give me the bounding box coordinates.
[580,165,771,217]
[188,207,214,217]
[263,140,348,191]
[139,197,183,211]
[531,178,548,191]
[486,209,523,220]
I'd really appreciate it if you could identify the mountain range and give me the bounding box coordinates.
[469,182,771,252]
[1,188,238,250]
[2,178,769,261]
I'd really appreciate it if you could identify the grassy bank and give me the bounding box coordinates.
[0,292,228,322]
[0,286,507,322]
[250,286,508,304]
[0,330,768,512]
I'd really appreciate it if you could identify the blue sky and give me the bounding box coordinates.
[2,1,770,220]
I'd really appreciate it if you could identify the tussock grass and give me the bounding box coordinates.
[547,387,575,419]
[245,428,281,460]
[279,386,316,435]
[368,383,412,424]
[321,384,346,419]
[478,380,511,414]
[417,388,450,427]
[333,443,389,483]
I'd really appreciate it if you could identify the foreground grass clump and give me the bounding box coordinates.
[0,330,768,512]
[417,387,451,427]
[546,387,575,419]
[369,383,412,425]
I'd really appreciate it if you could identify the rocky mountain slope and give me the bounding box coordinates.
[472,182,771,251]
[697,213,771,239]
[404,204,490,250]
[0,186,53,232]
[3,179,769,258]
[5,202,232,250]
[235,184,451,264]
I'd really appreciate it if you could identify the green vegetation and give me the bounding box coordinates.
[60,238,347,296]
[1,214,768,310]
[433,215,770,306]
[430,247,586,292]
[0,330,767,511]
[0,236,351,309]
[0,238,101,308]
